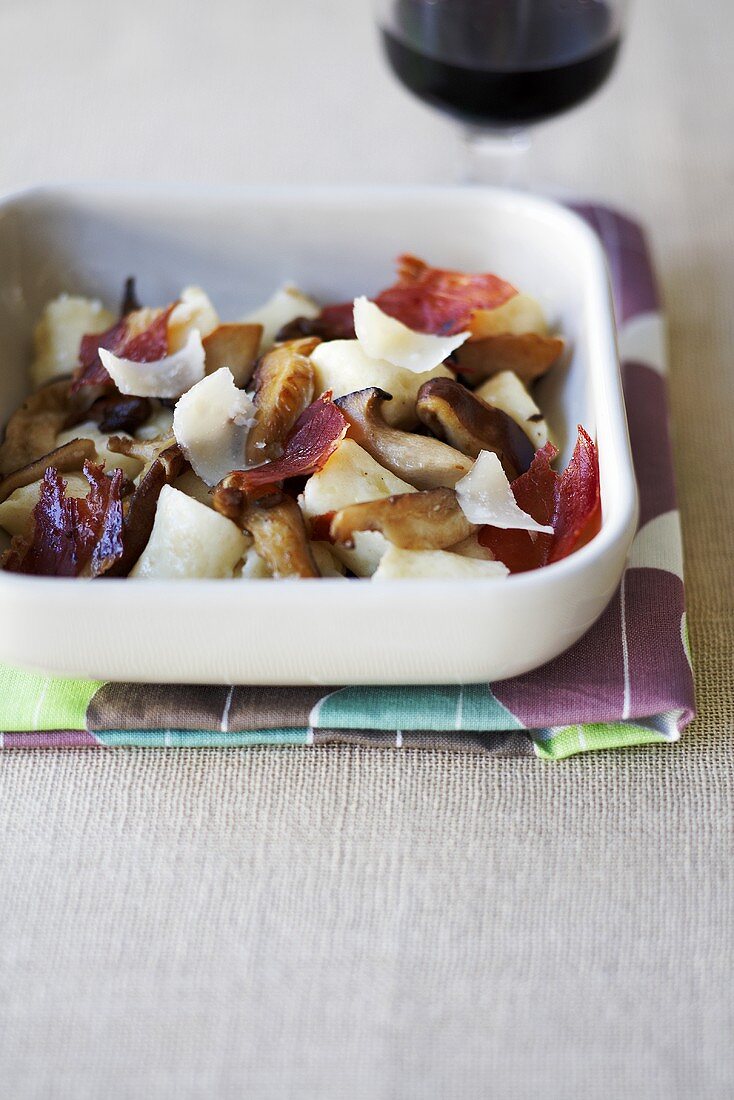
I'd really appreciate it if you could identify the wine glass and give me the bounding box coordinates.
[376,0,630,184]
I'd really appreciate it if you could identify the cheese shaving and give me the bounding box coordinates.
[353,297,469,374]
[455,450,554,532]
[99,329,206,399]
[173,368,256,487]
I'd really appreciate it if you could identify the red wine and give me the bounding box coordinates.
[381,0,622,128]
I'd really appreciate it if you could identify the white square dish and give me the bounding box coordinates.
[0,184,637,685]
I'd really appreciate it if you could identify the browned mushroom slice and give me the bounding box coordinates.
[107,432,176,467]
[330,488,475,551]
[210,472,249,527]
[213,477,319,578]
[450,332,564,386]
[416,377,534,480]
[202,323,264,388]
[246,339,318,464]
[63,392,152,435]
[103,443,186,577]
[0,438,97,504]
[334,388,473,490]
[0,379,98,478]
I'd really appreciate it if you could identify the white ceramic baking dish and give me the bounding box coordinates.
[0,184,637,684]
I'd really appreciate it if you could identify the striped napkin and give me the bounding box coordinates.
[0,205,695,759]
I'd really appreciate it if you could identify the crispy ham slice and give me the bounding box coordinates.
[307,256,519,342]
[477,442,558,572]
[548,427,601,562]
[220,395,347,495]
[2,462,124,577]
[72,305,174,392]
[477,430,601,571]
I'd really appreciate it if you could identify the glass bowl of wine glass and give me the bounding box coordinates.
[377,0,629,182]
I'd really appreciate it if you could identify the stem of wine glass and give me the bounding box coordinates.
[462,126,531,188]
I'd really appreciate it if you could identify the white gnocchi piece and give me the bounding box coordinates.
[242,285,320,354]
[353,297,468,374]
[449,534,498,561]
[310,339,454,428]
[173,468,214,508]
[167,286,219,351]
[0,473,90,538]
[135,403,174,441]
[311,542,347,578]
[300,439,415,576]
[239,545,273,579]
[55,424,143,480]
[373,547,509,580]
[470,293,549,339]
[475,370,552,449]
[31,295,115,389]
[131,485,248,579]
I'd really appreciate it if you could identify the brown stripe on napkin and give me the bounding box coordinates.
[87,682,334,731]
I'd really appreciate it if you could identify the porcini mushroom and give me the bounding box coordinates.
[213,477,319,578]
[246,338,318,463]
[202,323,263,388]
[104,442,187,577]
[335,388,473,490]
[107,432,177,470]
[415,377,534,480]
[72,393,152,435]
[0,379,96,478]
[330,487,475,551]
[0,437,97,504]
[451,332,564,386]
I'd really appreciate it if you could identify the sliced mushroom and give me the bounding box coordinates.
[0,379,98,478]
[246,339,318,463]
[213,477,319,578]
[330,487,475,551]
[0,438,96,504]
[202,323,263,388]
[415,377,534,480]
[335,388,472,490]
[104,443,186,577]
[66,393,152,434]
[450,332,564,386]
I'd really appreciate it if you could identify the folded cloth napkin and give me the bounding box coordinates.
[0,205,695,759]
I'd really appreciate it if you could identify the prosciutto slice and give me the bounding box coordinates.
[72,306,174,391]
[478,430,601,572]
[225,395,347,495]
[3,462,124,577]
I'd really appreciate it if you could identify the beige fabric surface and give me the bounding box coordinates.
[0,1,732,1097]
